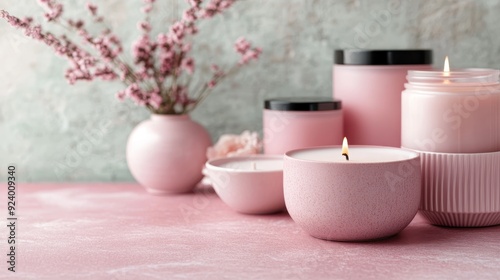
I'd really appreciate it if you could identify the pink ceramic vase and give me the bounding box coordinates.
[126,114,212,194]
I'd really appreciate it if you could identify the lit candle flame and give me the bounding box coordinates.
[341,137,349,161]
[443,56,450,77]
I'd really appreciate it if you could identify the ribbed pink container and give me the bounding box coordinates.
[263,98,343,155]
[334,50,433,147]
[418,151,500,227]
[402,68,500,227]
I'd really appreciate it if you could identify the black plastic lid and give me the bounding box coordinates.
[264,98,342,111]
[334,49,432,65]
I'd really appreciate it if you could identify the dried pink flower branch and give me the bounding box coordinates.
[1,0,261,114]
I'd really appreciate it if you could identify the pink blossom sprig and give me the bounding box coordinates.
[235,37,262,65]
[1,0,261,115]
[1,10,101,85]
[200,0,235,18]
[37,0,63,22]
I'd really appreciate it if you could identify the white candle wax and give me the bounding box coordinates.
[402,68,500,153]
[287,146,416,163]
[218,158,283,171]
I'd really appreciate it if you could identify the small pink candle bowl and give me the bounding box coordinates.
[205,155,285,215]
[284,146,421,241]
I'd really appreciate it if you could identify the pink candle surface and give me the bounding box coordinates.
[401,67,500,153]
[334,49,433,147]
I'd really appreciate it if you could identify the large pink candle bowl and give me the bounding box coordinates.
[284,145,421,241]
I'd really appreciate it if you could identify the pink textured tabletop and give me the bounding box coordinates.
[3,183,500,279]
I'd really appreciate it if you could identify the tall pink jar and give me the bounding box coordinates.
[333,49,433,147]
[263,98,343,155]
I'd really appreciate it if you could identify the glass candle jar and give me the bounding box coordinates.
[263,98,343,155]
[333,49,433,147]
[401,67,500,227]
[402,68,500,153]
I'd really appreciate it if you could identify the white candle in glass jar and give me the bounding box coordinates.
[401,59,500,153]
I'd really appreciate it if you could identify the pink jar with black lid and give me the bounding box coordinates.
[263,98,343,155]
[333,49,433,147]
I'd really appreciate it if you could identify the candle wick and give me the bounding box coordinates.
[342,153,349,161]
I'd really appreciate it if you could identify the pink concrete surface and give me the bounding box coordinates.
[2,183,500,279]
